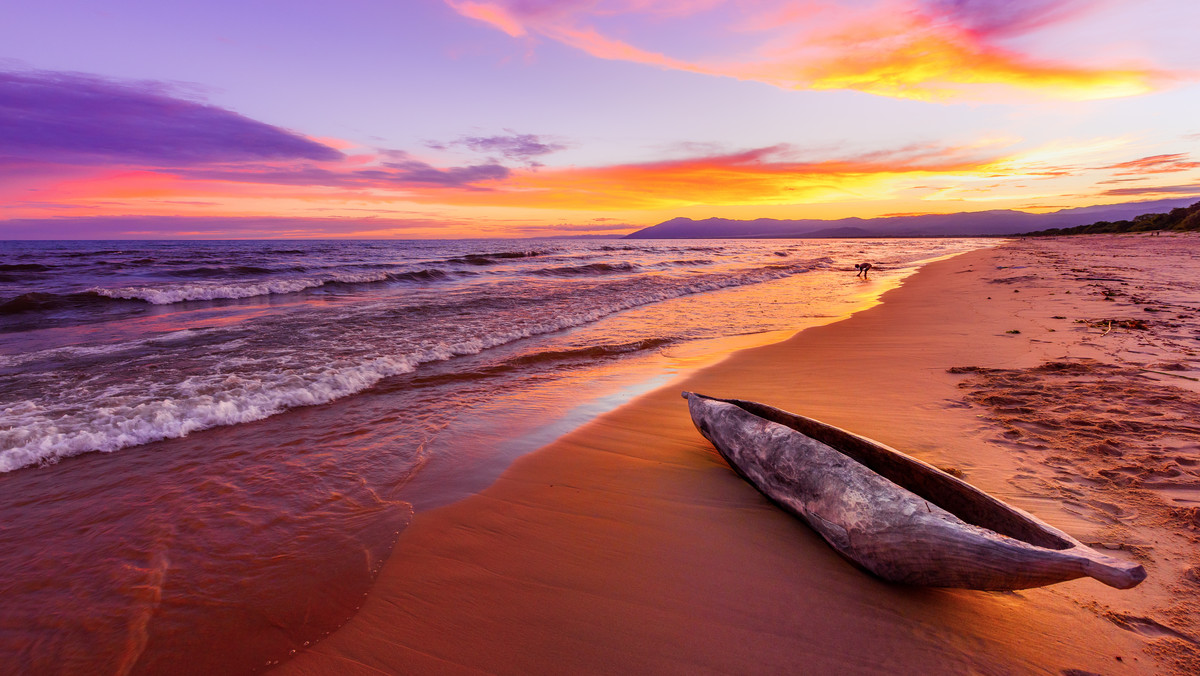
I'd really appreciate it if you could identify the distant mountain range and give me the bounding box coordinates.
[622,198,1200,239]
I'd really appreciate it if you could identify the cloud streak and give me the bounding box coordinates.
[459,133,566,164]
[0,215,461,239]
[1101,183,1200,197]
[0,69,522,208]
[176,160,513,190]
[1103,153,1200,176]
[391,141,1020,210]
[446,0,1171,101]
[427,132,567,166]
[179,151,513,190]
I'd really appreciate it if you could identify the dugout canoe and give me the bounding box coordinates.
[682,391,1146,590]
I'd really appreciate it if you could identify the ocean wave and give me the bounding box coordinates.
[531,262,638,276]
[88,268,455,305]
[60,249,127,258]
[478,250,547,259]
[658,259,713,267]
[506,337,675,367]
[0,355,421,472]
[91,278,338,304]
[162,265,282,278]
[406,338,676,386]
[386,269,452,283]
[443,250,547,266]
[0,291,128,316]
[0,263,54,272]
[0,328,244,369]
[1,259,816,471]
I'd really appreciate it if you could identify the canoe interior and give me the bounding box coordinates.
[706,395,1074,551]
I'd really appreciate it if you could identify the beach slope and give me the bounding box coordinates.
[280,234,1200,675]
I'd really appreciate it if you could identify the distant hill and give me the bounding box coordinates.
[622,198,1200,239]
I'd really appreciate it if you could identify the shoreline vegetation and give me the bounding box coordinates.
[1022,200,1200,237]
[279,232,1200,675]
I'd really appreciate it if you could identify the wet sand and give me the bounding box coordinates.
[279,234,1200,675]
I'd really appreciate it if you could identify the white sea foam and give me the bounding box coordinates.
[3,239,998,474]
[0,355,420,472]
[0,261,816,472]
[89,271,396,304]
[0,328,222,368]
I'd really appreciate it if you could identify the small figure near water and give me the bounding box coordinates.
[854,262,872,278]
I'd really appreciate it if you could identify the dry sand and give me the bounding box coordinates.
[278,234,1200,675]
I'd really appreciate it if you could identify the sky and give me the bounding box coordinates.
[1,0,1199,239]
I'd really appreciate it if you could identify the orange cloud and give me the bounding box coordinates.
[1100,183,1200,197]
[385,143,1017,211]
[445,0,1171,101]
[3,142,1011,221]
[1104,153,1200,175]
[751,8,1156,101]
[12,132,1196,233]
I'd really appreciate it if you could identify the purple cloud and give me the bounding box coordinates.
[180,152,511,190]
[461,133,565,162]
[0,69,520,192]
[924,0,1089,37]
[429,132,566,166]
[382,152,512,185]
[1102,153,1200,176]
[0,69,342,167]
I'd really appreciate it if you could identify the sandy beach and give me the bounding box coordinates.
[279,234,1200,675]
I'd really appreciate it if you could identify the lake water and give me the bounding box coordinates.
[0,237,990,673]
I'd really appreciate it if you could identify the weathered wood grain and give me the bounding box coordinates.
[683,392,1146,591]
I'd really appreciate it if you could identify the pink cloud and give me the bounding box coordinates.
[444,0,1174,100]
[1103,153,1200,176]
[447,1,530,37]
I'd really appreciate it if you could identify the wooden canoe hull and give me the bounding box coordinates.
[683,392,1146,591]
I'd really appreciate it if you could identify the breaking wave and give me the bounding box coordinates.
[442,250,548,265]
[0,355,422,472]
[506,337,675,366]
[0,291,131,316]
[1,260,814,472]
[531,262,638,276]
[0,263,54,272]
[87,268,455,305]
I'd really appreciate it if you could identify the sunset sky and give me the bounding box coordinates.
[2,0,1199,238]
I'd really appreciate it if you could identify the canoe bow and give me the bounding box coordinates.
[683,391,1146,591]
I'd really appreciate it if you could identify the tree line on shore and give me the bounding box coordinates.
[1023,200,1200,236]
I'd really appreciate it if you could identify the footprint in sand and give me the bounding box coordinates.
[1105,612,1199,645]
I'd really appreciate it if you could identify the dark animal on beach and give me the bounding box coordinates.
[854,263,872,278]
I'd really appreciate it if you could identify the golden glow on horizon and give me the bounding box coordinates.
[7,135,1199,238]
[4,2,1197,240]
